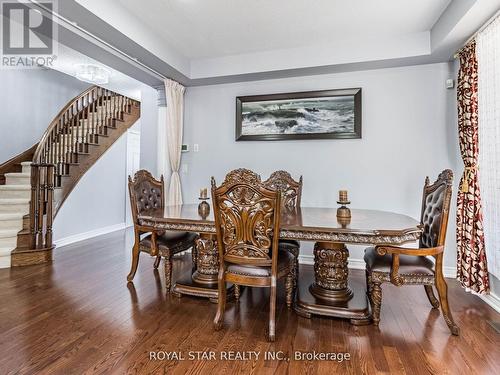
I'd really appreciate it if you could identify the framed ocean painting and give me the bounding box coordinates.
[235,88,361,141]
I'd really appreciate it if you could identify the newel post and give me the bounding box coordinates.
[45,164,55,248]
[29,164,39,249]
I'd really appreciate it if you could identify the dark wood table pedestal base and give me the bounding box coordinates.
[172,233,233,303]
[294,242,372,325]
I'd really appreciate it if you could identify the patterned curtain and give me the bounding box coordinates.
[456,41,490,294]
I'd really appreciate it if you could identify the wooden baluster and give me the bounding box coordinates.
[98,89,102,133]
[91,89,96,140]
[113,92,117,123]
[45,165,54,248]
[47,131,51,165]
[109,91,113,124]
[45,133,50,165]
[69,104,74,161]
[29,164,39,249]
[85,93,90,144]
[107,90,111,129]
[118,95,122,119]
[54,118,61,175]
[66,109,70,163]
[78,97,83,151]
[73,101,78,155]
[115,93,120,119]
[61,110,68,168]
[114,92,118,122]
[59,115,62,167]
[104,89,109,132]
[80,96,85,145]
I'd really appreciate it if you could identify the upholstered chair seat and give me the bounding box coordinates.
[227,250,295,277]
[364,247,435,275]
[140,232,198,255]
[278,239,300,257]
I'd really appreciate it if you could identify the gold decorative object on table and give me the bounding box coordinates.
[198,188,210,219]
[337,189,351,219]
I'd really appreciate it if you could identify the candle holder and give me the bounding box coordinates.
[198,197,210,219]
[337,215,351,228]
[337,190,351,219]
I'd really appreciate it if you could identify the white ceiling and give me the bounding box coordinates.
[52,44,145,100]
[71,0,499,84]
[116,0,451,59]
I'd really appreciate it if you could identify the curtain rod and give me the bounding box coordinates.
[29,0,168,82]
[454,8,500,58]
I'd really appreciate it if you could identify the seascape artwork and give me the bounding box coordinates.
[235,89,361,141]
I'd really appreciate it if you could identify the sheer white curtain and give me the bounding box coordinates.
[164,79,185,206]
[477,16,500,279]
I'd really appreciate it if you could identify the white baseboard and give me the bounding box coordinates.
[54,223,127,248]
[298,255,457,279]
[480,292,500,313]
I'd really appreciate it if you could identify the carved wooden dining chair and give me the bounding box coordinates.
[127,170,197,290]
[211,168,295,342]
[263,170,303,285]
[364,169,459,335]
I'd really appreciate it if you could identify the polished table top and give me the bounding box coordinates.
[139,204,422,245]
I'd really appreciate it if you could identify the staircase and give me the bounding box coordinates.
[0,162,31,267]
[0,86,140,267]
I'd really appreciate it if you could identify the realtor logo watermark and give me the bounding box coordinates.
[1,0,57,68]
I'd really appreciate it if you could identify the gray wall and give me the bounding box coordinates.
[0,69,88,161]
[182,62,462,269]
[0,68,144,244]
[139,85,158,173]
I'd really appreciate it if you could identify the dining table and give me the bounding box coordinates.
[138,204,422,325]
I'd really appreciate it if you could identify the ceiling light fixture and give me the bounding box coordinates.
[74,63,110,84]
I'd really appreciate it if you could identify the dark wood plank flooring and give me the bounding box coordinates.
[1,229,499,375]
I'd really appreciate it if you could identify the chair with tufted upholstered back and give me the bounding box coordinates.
[364,169,459,335]
[263,170,302,287]
[127,170,197,290]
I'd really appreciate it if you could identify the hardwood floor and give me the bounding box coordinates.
[1,229,499,375]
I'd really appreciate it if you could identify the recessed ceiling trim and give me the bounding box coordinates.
[28,0,169,82]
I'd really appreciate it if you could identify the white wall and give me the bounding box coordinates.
[53,132,128,242]
[0,69,89,162]
[182,62,462,269]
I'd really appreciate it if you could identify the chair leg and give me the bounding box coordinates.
[192,245,198,270]
[127,243,140,282]
[268,280,277,342]
[370,281,382,327]
[165,255,173,292]
[214,267,226,331]
[365,270,372,298]
[286,272,294,308]
[153,255,161,269]
[424,285,440,309]
[294,258,299,287]
[435,271,460,335]
[234,285,240,301]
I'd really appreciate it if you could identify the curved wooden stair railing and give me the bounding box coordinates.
[0,86,140,267]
